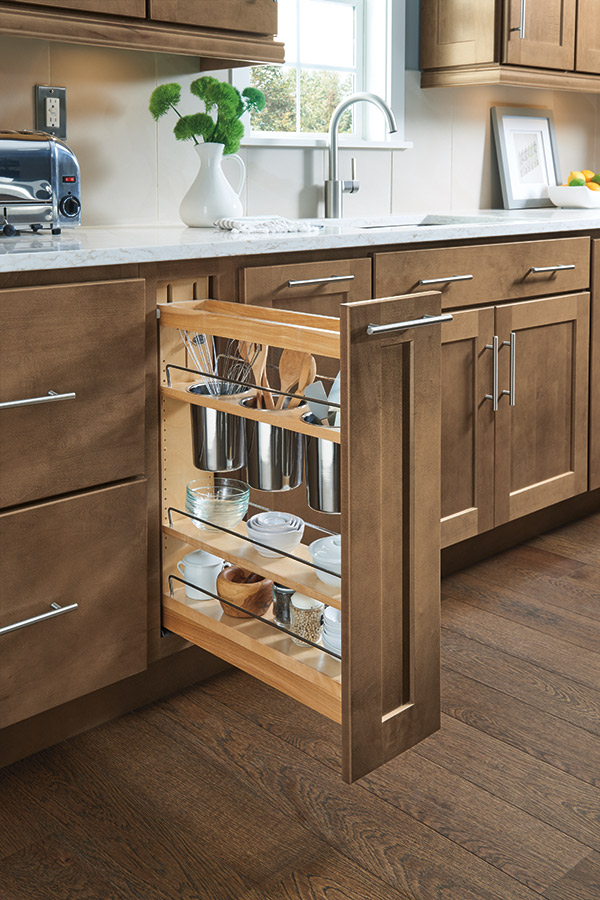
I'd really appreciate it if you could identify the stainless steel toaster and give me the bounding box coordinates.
[0,131,81,235]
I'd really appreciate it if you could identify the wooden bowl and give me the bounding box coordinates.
[216,566,273,618]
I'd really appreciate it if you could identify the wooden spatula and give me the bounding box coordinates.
[289,354,317,409]
[252,345,268,409]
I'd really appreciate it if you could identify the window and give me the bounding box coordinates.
[232,0,407,146]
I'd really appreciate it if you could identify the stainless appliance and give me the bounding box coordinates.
[0,131,81,235]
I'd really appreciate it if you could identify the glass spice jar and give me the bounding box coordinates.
[290,593,325,646]
[272,583,295,627]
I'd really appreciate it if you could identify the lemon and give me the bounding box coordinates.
[581,169,595,182]
[586,182,600,192]
[568,170,585,183]
[568,178,586,186]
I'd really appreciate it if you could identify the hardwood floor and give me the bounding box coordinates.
[1,514,598,899]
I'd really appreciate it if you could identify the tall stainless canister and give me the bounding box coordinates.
[241,398,304,491]
[302,413,341,513]
[189,382,247,472]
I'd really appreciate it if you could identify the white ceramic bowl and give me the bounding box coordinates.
[323,606,342,633]
[309,535,342,586]
[246,512,305,558]
[548,185,600,209]
[322,632,342,655]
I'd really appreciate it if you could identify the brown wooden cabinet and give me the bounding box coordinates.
[149,0,278,35]
[0,480,147,729]
[587,241,599,490]
[0,279,146,509]
[0,0,284,65]
[420,0,600,90]
[158,292,443,782]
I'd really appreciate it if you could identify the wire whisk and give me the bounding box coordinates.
[179,331,261,396]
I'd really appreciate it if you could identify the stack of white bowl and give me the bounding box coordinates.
[308,534,341,587]
[322,606,342,655]
[246,511,305,558]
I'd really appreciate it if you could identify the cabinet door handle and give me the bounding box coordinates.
[418,274,473,285]
[484,336,500,412]
[0,389,76,410]
[366,313,453,336]
[287,275,355,287]
[502,332,516,407]
[510,0,526,38]
[0,602,78,636]
[528,264,575,274]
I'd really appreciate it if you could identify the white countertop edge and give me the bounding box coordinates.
[1,210,599,273]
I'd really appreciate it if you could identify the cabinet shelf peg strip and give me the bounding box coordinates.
[167,575,341,660]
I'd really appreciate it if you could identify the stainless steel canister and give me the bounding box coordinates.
[302,413,341,513]
[241,398,304,491]
[189,382,247,472]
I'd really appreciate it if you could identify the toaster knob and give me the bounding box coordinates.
[59,195,81,218]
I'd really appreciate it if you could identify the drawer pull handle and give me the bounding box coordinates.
[501,332,517,407]
[366,313,453,336]
[419,274,473,285]
[484,336,500,412]
[287,275,355,287]
[510,0,526,38]
[529,264,575,274]
[0,389,76,410]
[0,602,78,637]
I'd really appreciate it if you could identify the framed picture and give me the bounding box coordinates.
[491,107,562,209]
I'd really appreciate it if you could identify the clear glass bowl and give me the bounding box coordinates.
[186,478,249,532]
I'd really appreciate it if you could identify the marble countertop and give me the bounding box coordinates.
[1,209,599,273]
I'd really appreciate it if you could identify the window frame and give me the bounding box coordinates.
[231,0,410,150]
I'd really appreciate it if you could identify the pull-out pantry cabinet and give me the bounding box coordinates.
[158,292,446,782]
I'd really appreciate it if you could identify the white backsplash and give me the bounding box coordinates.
[1,36,598,226]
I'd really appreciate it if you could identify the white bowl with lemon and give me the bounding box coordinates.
[548,169,600,209]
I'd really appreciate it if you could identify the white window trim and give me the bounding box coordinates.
[230,0,410,151]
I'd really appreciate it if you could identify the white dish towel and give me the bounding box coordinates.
[215,216,320,234]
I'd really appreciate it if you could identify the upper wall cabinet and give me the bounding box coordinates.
[420,0,600,92]
[0,0,284,67]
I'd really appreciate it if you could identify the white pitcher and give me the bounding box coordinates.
[180,142,245,228]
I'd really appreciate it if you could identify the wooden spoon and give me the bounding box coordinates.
[289,354,317,409]
[251,344,268,410]
[276,349,308,409]
[261,367,276,410]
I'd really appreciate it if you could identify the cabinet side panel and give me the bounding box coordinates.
[590,242,600,490]
[341,292,442,783]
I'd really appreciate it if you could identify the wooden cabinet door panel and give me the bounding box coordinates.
[0,480,147,729]
[441,308,495,547]
[494,293,589,524]
[7,0,145,15]
[420,0,497,69]
[504,0,576,70]
[590,242,600,490]
[0,279,145,508]
[576,0,600,74]
[149,0,277,34]
[341,291,442,782]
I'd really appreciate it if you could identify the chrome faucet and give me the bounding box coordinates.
[324,92,398,218]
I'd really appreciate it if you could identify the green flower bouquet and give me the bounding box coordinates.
[149,76,265,155]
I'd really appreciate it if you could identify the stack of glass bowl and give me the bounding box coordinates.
[308,534,342,586]
[246,511,305,558]
[186,478,249,532]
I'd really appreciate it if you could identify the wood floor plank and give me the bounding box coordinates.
[441,669,600,788]
[0,772,65,861]
[442,571,600,646]
[467,545,588,597]
[530,521,600,566]
[543,851,600,900]
[152,688,547,900]
[442,628,600,736]
[415,715,600,853]
[532,564,600,621]
[5,747,263,900]
[441,596,600,691]
[0,842,137,900]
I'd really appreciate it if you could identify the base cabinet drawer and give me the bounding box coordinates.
[0,279,146,508]
[0,480,148,729]
[374,237,590,308]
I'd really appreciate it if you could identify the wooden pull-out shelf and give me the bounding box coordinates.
[161,381,341,444]
[163,588,341,723]
[158,298,340,358]
[163,514,341,609]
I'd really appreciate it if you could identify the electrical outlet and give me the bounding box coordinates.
[35,85,67,139]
